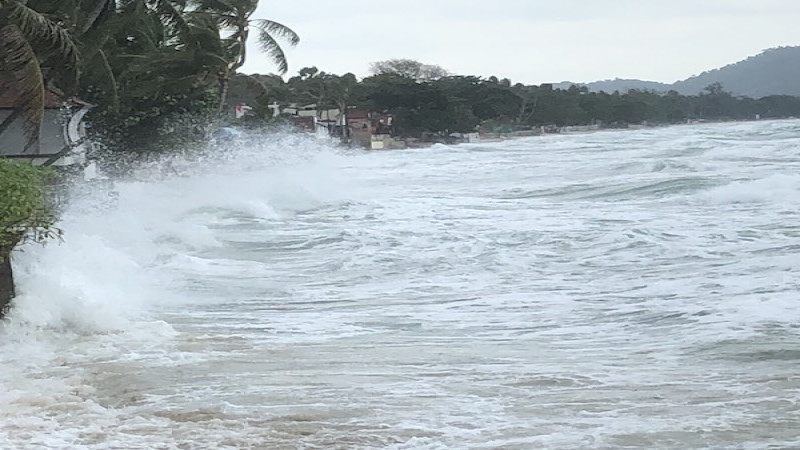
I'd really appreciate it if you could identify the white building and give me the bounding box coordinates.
[0,90,92,167]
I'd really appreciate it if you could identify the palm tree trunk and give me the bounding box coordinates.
[0,248,15,318]
[338,100,349,138]
[217,70,230,116]
[217,21,248,118]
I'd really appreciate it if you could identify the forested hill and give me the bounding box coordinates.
[555,46,800,97]
[673,46,800,98]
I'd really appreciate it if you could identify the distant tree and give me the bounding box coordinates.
[512,84,539,125]
[226,73,289,116]
[327,73,359,115]
[358,73,487,135]
[757,95,800,118]
[703,82,725,96]
[369,59,449,82]
[696,82,739,119]
[438,76,521,122]
[419,64,451,82]
[287,67,331,115]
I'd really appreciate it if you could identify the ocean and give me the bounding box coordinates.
[2,120,800,449]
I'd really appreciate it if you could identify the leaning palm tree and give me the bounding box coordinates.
[26,0,118,102]
[81,0,229,115]
[195,0,299,114]
[0,0,79,152]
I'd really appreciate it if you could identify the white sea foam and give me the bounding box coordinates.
[2,121,800,448]
[704,173,800,204]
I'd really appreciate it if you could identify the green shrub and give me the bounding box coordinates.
[0,158,60,258]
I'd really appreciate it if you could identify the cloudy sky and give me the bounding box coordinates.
[242,0,800,84]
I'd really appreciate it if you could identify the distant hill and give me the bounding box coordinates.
[672,46,800,97]
[553,46,800,98]
[553,79,671,93]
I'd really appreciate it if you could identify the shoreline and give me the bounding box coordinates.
[403,116,799,149]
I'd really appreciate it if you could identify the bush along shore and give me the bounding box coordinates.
[0,160,60,317]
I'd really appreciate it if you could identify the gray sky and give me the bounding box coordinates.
[243,0,800,84]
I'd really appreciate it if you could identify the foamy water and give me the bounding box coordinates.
[3,121,800,449]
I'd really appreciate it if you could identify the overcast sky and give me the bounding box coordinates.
[242,0,800,84]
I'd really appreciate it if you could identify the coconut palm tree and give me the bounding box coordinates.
[84,0,228,114]
[77,0,243,152]
[2,0,297,153]
[195,0,299,113]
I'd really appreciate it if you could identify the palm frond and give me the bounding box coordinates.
[216,14,240,30]
[146,0,191,36]
[252,19,298,75]
[0,24,45,153]
[227,0,258,16]
[252,19,299,46]
[184,11,224,52]
[80,0,116,35]
[96,49,120,112]
[254,32,286,74]
[6,3,79,68]
[192,0,236,13]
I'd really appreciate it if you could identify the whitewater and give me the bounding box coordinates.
[2,120,800,449]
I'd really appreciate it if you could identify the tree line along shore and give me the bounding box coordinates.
[227,65,800,148]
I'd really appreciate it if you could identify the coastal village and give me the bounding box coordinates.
[256,101,480,149]
[235,100,601,150]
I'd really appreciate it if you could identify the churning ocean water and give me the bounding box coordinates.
[2,120,800,449]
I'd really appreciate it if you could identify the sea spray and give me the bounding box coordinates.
[2,121,800,448]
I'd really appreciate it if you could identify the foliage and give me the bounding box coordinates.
[355,73,480,135]
[230,60,800,139]
[282,68,359,116]
[354,74,780,135]
[370,59,449,82]
[672,46,800,98]
[0,159,59,258]
[192,0,299,114]
[555,46,800,98]
[0,0,299,154]
[226,73,289,118]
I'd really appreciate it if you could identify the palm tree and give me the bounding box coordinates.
[87,0,228,112]
[2,0,298,153]
[0,0,79,152]
[196,0,299,114]
[25,0,118,104]
[77,0,244,151]
[25,0,116,36]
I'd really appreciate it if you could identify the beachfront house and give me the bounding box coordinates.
[0,90,92,167]
[279,104,401,149]
[347,110,402,149]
